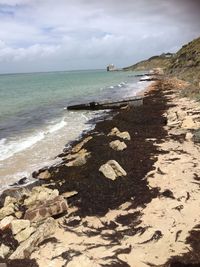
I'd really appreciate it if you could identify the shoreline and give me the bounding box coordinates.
[1,75,200,266]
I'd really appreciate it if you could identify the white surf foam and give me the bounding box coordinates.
[0,118,67,161]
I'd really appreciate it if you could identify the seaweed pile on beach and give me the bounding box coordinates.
[1,74,200,267]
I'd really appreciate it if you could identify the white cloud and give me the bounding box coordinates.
[0,0,199,73]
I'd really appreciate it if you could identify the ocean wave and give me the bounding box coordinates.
[0,118,67,161]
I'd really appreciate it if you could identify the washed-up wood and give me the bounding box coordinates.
[67,96,143,110]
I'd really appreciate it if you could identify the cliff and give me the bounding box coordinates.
[167,37,200,86]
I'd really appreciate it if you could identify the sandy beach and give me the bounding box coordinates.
[0,74,200,267]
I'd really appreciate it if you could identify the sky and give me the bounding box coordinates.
[0,0,199,73]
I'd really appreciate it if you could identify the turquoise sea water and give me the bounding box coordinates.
[0,69,148,189]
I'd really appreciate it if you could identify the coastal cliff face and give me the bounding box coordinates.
[168,37,200,84]
[123,53,173,71]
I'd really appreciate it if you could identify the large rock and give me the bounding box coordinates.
[24,195,68,222]
[109,140,127,151]
[9,217,56,259]
[0,243,10,258]
[0,216,14,230]
[99,160,127,180]
[15,226,36,243]
[24,186,59,208]
[11,219,30,235]
[108,127,131,140]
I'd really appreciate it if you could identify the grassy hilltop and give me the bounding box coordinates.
[123,53,173,72]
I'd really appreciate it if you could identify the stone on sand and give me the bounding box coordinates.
[99,160,127,180]
[37,170,51,180]
[108,127,131,140]
[109,140,127,151]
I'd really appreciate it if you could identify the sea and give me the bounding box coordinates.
[0,69,149,191]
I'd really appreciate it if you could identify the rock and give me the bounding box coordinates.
[24,186,59,208]
[109,140,127,151]
[108,127,131,140]
[37,170,51,180]
[66,154,89,167]
[0,244,10,258]
[4,196,17,207]
[66,149,91,167]
[15,211,23,219]
[24,196,68,222]
[0,216,14,230]
[185,132,194,141]
[15,227,36,243]
[11,219,30,235]
[62,191,78,198]
[72,136,93,153]
[99,160,127,180]
[9,217,56,259]
[181,117,198,129]
[0,204,15,220]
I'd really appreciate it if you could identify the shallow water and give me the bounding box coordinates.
[0,69,148,190]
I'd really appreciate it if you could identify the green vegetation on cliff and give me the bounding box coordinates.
[168,37,200,100]
[123,53,173,71]
[168,37,200,85]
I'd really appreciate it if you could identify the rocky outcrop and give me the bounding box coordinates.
[9,217,56,259]
[109,140,127,151]
[108,127,131,140]
[99,160,127,180]
[23,186,59,208]
[24,196,68,222]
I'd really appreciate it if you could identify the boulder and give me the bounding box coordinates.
[24,195,68,222]
[0,244,10,258]
[37,170,51,180]
[24,187,59,208]
[109,140,127,151]
[9,217,56,259]
[99,160,127,180]
[11,219,30,235]
[108,127,131,140]
[0,216,14,230]
[15,226,36,243]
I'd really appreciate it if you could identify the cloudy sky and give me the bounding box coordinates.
[0,0,199,73]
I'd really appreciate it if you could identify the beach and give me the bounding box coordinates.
[1,73,200,266]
